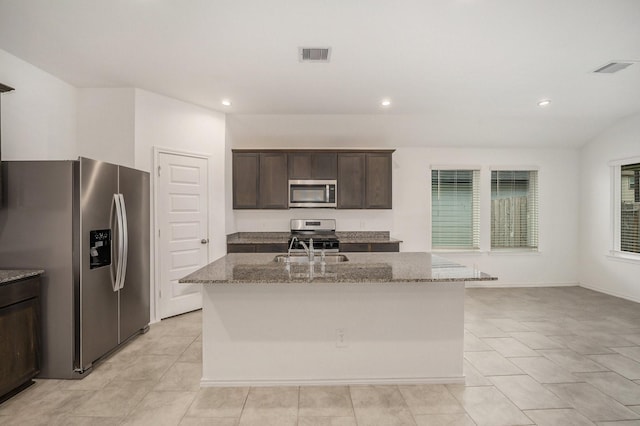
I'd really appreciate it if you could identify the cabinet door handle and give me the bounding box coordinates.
[201,239,209,244]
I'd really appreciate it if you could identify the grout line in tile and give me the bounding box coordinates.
[238,385,251,423]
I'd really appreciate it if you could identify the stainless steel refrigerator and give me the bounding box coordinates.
[0,157,150,379]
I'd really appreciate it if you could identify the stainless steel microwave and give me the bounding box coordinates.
[289,180,337,208]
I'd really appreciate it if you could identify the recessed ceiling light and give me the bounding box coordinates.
[221,99,232,107]
[537,99,551,107]
[381,99,391,107]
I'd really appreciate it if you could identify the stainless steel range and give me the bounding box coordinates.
[288,219,340,252]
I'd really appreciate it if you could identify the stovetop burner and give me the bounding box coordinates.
[288,219,340,251]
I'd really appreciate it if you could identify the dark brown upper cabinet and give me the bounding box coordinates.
[232,152,260,209]
[337,153,366,209]
[337,151,393,209]
[288,152,337,180]
[365,152,392,209]
[233,151,288,209]
[258,152,288,209]
[232,149,392,210]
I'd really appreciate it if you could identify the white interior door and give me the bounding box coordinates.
[157,151,208,319]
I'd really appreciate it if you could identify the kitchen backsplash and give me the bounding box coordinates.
[230,209,394,233]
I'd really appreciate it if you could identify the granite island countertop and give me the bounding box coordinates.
[180,252,495,284]
[0,269,44,285]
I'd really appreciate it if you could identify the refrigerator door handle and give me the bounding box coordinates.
[113,193,125,292]
[110,194,120,292]
[117,193,129,290]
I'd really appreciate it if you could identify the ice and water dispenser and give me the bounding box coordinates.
[89,229,111,269]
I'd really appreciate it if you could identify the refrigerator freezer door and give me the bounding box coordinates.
[79,157,119,371]
[118,165,150,342]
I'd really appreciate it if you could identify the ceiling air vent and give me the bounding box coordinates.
[593,61,634,74]
[299,47,331,62]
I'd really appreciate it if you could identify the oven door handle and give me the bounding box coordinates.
[326,184,330,202]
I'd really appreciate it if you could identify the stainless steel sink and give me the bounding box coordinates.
[274,254,349,264]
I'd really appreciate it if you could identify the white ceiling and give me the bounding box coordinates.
[1,0,640,147]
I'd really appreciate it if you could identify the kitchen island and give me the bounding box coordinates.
[180,252,495,386]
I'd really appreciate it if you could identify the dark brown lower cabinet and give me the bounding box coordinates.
[227,243,288,253]
[339,242,400,252]
[0,276,41,402]
[227,242,400,253]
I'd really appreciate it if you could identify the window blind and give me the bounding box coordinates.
[491,170,538,249]
[621,163,640,253]
[431,170,480,249]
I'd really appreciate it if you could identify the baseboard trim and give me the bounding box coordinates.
[465,281,578,288]
[578,283,640,304]
[200,376,466,387]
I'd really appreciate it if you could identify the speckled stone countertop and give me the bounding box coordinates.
[336,231,402,243]
[0,270,44,285]
[226,231,402,244]
[226,232,290,244]
[180,252,495,284]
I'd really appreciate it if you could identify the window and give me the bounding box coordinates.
[491,170,538,250]
[621,163,640,254]
[431,169,480,249]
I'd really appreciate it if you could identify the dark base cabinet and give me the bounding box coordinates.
[339,242,400,252]
[227,243,289,253]
[227,242,399,253]
[0,276,41,402]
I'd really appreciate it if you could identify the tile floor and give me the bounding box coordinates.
[1,286,640,425]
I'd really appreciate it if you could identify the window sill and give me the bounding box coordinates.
[607,251,640,264]
[430,249,542,256]
[488,249,540,256]
[431,249,483,256]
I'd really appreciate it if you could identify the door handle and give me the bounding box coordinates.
[113,194,124,292]
[118,194,128,290]
[201,239,209,244]
[110,194,119,292]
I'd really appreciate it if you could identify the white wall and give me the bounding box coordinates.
[227,115,580,287]
[134,89,227,321]
[395,147,579,287]
[0,48,229,321]
[579,113,640,302]
[0,49,77,160]
[77,88,135,166]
